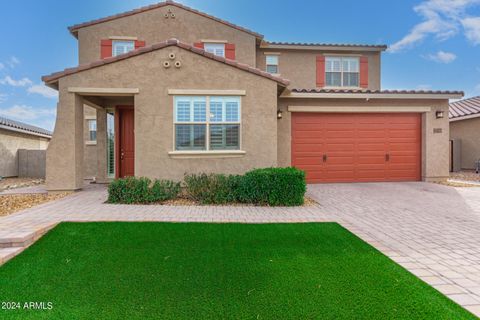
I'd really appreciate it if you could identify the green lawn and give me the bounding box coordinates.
[0,222,475,320]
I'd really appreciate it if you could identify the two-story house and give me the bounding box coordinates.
[42,0,463,191]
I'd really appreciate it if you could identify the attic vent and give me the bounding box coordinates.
[165,9,175,19]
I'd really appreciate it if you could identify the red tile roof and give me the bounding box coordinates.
[42,39,290,86]
[266,41,388,50]
[68,1,264,39]
[449,96,480,120]
[291,88,464,95]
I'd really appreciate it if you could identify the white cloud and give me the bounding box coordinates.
[27,84,58,99]
[0,93,7,103]
[462,17,480,44]
[0,76,32,87]
[0,105,56,120]
[6,56,20,68]
[389,0,480,52]
[0,63,4,70]
[425,50,457,63]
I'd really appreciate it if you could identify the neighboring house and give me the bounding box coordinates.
[42,0,462,191]
[0,117,51,178]
[449,96,480,171]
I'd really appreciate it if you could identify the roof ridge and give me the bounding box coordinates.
[42,38,289,86]
[68,1,263,39]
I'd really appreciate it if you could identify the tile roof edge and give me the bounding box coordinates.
[0,117,52,137]
[68,1,263,39]
[42,39,289,86]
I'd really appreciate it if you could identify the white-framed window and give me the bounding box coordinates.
[204,43,225,57]
[326,57,359,87]
[266,55,279,74]
[174,96,241,151]
[112,40,135,57]
[87,119,97,141]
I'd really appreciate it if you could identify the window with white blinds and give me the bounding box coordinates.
[112,41,135,57]
[325,57,359,87]
[174,96,241,151]
[203,43,225,57]
[87,119,97,141]
[266,55,279,74]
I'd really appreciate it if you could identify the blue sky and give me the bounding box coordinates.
[0,0,479,131]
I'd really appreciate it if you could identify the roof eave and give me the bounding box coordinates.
[0,123,52,139]
[42,39,289,87]
[262,43,388,52]
[281,92,464,100]
[450,113,480,122]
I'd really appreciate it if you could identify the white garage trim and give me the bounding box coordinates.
[288,106,432,113]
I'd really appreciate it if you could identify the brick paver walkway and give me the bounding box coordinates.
[1,182,480,316]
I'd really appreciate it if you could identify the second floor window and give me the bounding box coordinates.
[204,43,225,57]
[266,55,279,74]
[326,57,359,87]
[88,119,97,142]
[112,40,135,57]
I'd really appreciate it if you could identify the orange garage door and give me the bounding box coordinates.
[291,113,421,183]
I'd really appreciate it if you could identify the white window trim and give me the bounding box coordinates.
[172,96,243,153]
[112,40,135,57]
[86,119,97,144]
[266,55,279,75]
[203,43,225,57]
[325,56,360,88]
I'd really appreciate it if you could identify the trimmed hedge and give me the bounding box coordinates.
[183,173,242,205]
[184,167,306,206]
[107,177,180,204]
[238,167,306,206]
[107,167,306,206]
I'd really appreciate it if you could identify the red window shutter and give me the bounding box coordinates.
[100,39,113,59]
[193,42,204,49]
[316,55,325,87]
[360,56,369,88]
[225,43,236,60]
[135,40,146,49]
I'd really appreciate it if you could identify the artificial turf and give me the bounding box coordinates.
[0,222,475,319]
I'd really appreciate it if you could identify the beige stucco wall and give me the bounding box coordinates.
[83,106,97,179]
[77,4,257,66]
[47,45,278,190]
[450,117,480,170]
[277,98,450,181]
[256,49,381,90]
[0,128,49,177]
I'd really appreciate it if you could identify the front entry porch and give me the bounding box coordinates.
[46,87,137,191]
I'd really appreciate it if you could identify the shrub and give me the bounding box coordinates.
[183,173,242,204]
[237,167,306,206]
[107,177,180,204]
[150,179,181,202]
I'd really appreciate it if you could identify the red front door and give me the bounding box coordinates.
[116,106,134,178]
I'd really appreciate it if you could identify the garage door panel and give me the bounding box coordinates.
[357,143,387,151]
[326,143,355,151]
[292,112,421,183]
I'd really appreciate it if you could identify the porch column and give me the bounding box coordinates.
[96,108,108,183]
[46,90,84,191]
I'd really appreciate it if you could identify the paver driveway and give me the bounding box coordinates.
[1,181,480,316]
